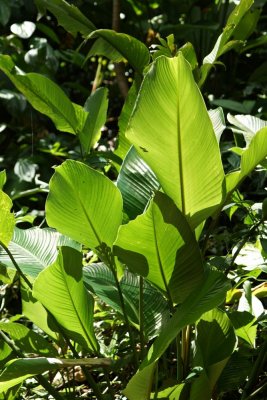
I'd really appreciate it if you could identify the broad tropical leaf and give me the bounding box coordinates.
[0,357,112,393]
[208,107,226,143]
[86,37,126,63]
[0,55,78,134]
[228,113,267,145]
[0,322,57,356]
[0,227,81,278]
[33,247,98,352]
[190,308,236,399]
[0,191,15,247]
[226,127,267,194]
[117,146,160,219]
[79,87,108,154]
[83,263,169,339]
[34,0,96,38]
[46,159,123,249]
[124,270,230,400]
[126,54,225,228]
[114,192,204,304]
[89,30,150,74]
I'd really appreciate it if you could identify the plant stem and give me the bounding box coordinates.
[176,333,183,383]
[0,241,33,289]
[0,330,64,400]
[139,276,145,361]
[241,339,267,399]
[102,247,139,368]
[11,188,49,201]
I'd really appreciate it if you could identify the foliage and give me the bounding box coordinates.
[0,0,267,399]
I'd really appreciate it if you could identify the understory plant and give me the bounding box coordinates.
[0,0,267,399]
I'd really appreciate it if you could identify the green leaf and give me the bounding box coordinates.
[117,146,160,219]
[21,286,59,342]
[208,107,226,143]
[83,263,169,339]
[0,191,15,247]
[46,159,123,249]
[0,227,81,278]
[126,54,225,228]
[229,311,256,347]
[79,87,108,154]
[0,0,11,26]
[86,37,126,63]
[33,247,98,352]
[227,113,267,146]
[89,30,150,73]
[34,0,96,38]
[199,0,254,86]
[124,269,230,400]
[226,127,267,194]
[0,55,78,134]
[114,192,204,304]
[0,171,6,190]
[0,357,112,393]
[178,42,198,70]
[0,322,57,356]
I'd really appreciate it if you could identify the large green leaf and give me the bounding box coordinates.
[199,0,254,86]
[227,113,267,146]
[124,270,230,400]
[33,247,98,352]
[79,87,108,155]
[0,191,15,247]
[34,0,96,38]
[226,127,267,194]
[0,227,81,278]
[46,159,123,249]
[0,322,57,356]
[117,146,160,219]
[83,263,169,339]
[86,37,126,63]
[0,357,112,393]
[126,54,225,228]
[114,192,204,304]
[190,308,236,399]
[89,30,150,74]
[0,55,78,134]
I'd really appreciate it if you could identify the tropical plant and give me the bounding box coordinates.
[0,0,267,399]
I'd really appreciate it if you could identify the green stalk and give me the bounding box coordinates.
[139,276,145,361]
[0,330,64,400]
[241,339,267,399]
[0,241,33,289]
[101,246,139,368]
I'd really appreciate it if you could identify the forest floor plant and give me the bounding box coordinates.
[0,0,267,399]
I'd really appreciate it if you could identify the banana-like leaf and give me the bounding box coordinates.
[229,311,256,347]
[117,146,160,219]
[227,113,267,146]
[33,247,98,352]
[46,159,123,249]
[114,191,204,305]
[0,191,15,247]
[124,269,230,400]
[199,0,254,86]
[83,263,169,339]
[89,30,150,74]
[0,357,112,393]
[208,107,226,143]
[0,322,57,356]
[190,308,236,399]
[79,87,108,155]
[0,227,81,278]
[86,37,126,63]
[126,54,225,229]
[34,0,96,38]
[226,127,267,194]
[0,55,78,134]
